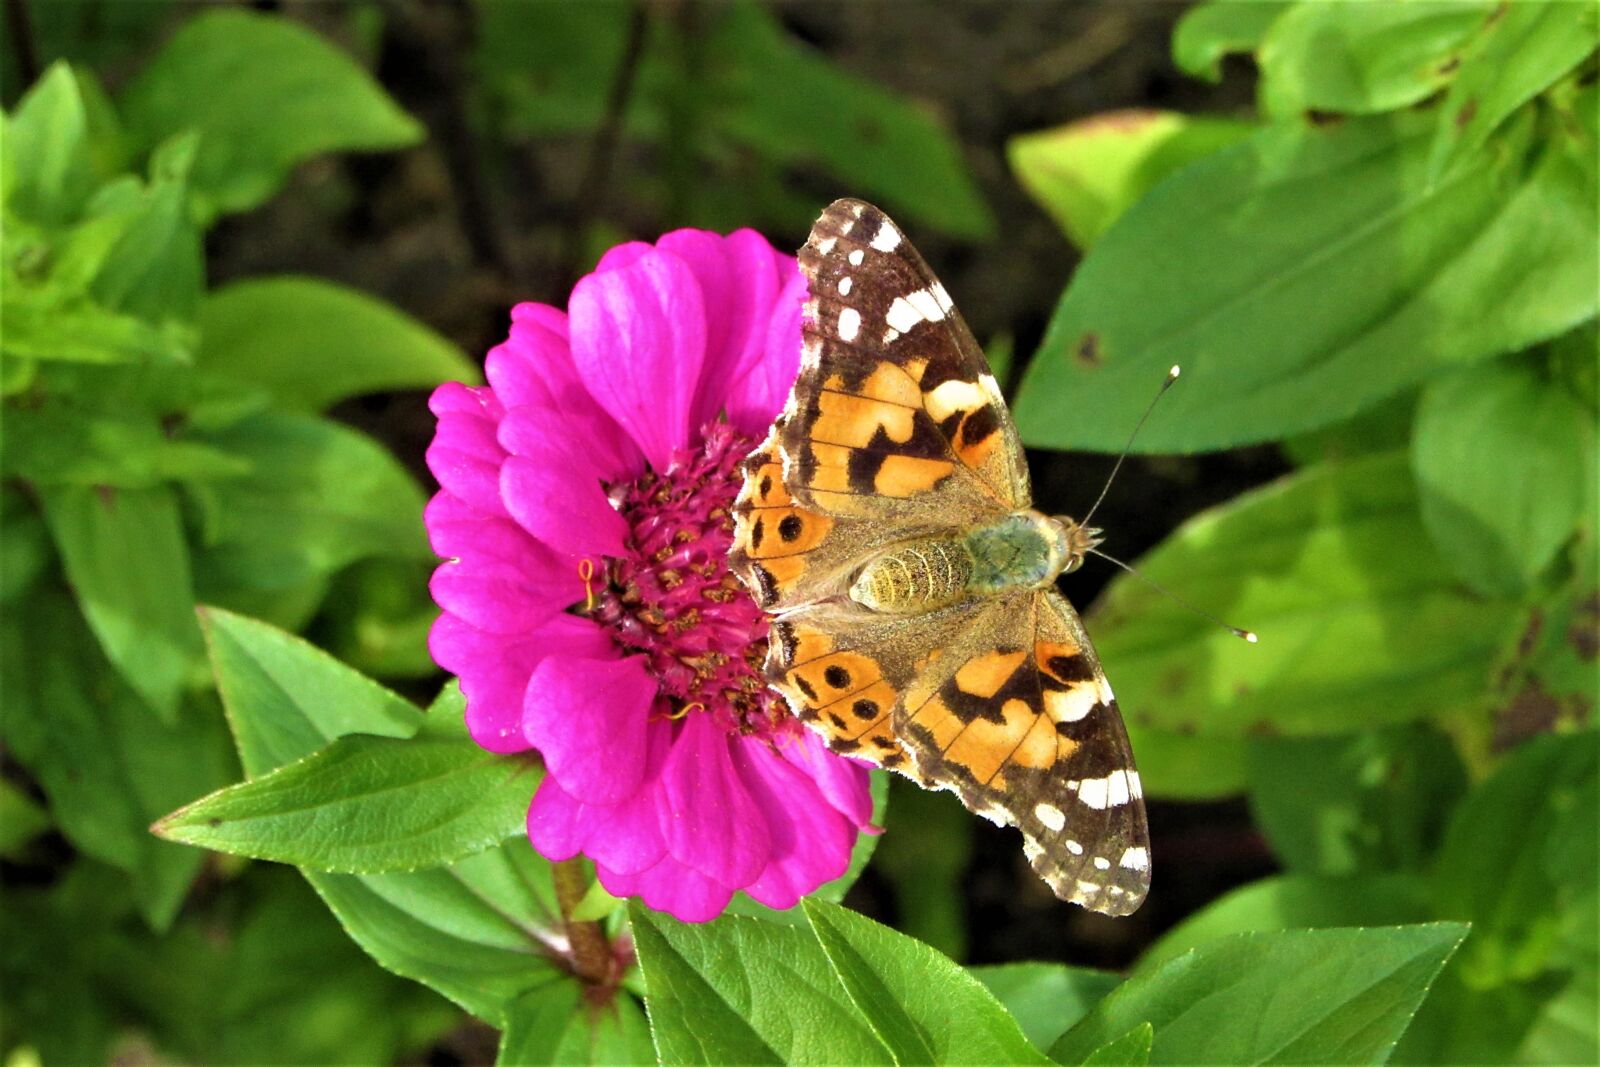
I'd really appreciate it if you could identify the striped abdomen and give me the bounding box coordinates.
[849,537,974,614]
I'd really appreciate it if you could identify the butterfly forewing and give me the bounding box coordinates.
[729,198,1150,916]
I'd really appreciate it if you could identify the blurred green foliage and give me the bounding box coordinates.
[1,1,1595,1064]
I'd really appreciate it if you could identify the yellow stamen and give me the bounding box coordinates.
[578,558,596,612]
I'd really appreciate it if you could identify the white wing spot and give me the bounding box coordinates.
[837,307,861,342]
[885,296,921,334]
[1127,770,1143,800]
[906,287,946,323]
[1065,839,1084,855]
[848,248,865,266]
[1078,776,1110,809]
[1033,803,1066,832]
[818,237,836,254]
[1093,856,1112,871]
[931,282,954,313]
[870,224,902,253]
[837,276,852,296]
[1120,846,1149,871]
[925,378,987,421]
[1045,684,1097,723]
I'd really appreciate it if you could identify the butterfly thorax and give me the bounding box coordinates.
[848,510,1088,615]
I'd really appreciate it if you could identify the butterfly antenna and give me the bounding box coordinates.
[1087,548,1257,643]
[1081,365,1182,529]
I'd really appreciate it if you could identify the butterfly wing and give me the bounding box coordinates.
[898,590,1151,916]
[783,198,1029,519]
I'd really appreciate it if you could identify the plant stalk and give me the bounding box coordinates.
[552,858,612,985]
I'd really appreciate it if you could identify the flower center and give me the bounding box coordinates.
[587,422,793,739]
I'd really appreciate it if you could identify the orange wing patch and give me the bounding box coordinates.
[874,454,956,497]
[811,390,916,447]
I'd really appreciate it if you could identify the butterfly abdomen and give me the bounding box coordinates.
[848,537,974,613]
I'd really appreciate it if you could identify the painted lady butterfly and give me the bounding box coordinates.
[730,199,1150,915]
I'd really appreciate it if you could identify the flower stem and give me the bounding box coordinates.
[552,858,612,985]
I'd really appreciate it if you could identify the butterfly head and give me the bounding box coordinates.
[1048,515,1103,576]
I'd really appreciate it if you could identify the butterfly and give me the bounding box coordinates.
[729,198,1149,916]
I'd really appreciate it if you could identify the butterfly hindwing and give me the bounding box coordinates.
[897,590,1150,916]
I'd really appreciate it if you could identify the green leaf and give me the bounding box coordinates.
[0,588,234,928]
[0,487,51,604]
[703,4,993,239]
[198,276,477,413]
[1136,873,1432,975]
[84,134,206,323]
[1412,355,1596,598]
[155,734,536,873]
[186,410,431,591]
[5,62,95,223]
[1089,453,1524,736]
[1171,1,1292,83]
[120,9,423,219]
[101,865,460,1066]
[1124,722,1248,801]
[871,776,971,958]
[970,962,1121,1054]
[306,842,565,1026]
[1434,732,1598,988]
[1247,727,1468,876]
[1256,1,1490,117]
[803,898,1050,1065]
[1051,923,1468,1065]
[1,399,250,490]
[200,609,565,1026]
[199,606,424,778]
[480,2,992,239]
[498,984,655,1066]
[1281,386,1417,467]
[38,483,202,721]
[0,287,195,365]
[629,904,892,1065]
[0,778,52,857]
[1429,0,1600,181]
[1080,1023,1153,1067]
[1009,110,1253,251]
[1014,110,1598,453]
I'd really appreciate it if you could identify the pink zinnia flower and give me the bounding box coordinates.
[424,230,875,922]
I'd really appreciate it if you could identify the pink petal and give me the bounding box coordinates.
[593,241,653,274]
[498,405,642,488]
[781,729,876,828]
[734,739,856,910]
[525,720,671,874]
[656,229,782,430]
[425,383,508,518]
[500,455,628,561]
[432,613,612,752]
[598,855,735,924]
[569,250,708,471]
[725,269,804,437]
[424,492,543,566]
[484,305,569,410]
[524,654,655,805]
[657,714,770,888]
[429,552,579,635]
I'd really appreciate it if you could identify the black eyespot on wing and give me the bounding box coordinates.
[852,698,878,721]
[751,517,766,550]
[778,514,803,542]
[824,665,851,690]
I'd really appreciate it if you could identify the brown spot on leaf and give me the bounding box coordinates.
[1492,680,1563,752]
[1456,98,1479,129]
[1306,110,1345,128]
[1437,55,1461,76]
[1075,332,1101,368]
[1571,592,1599,661]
